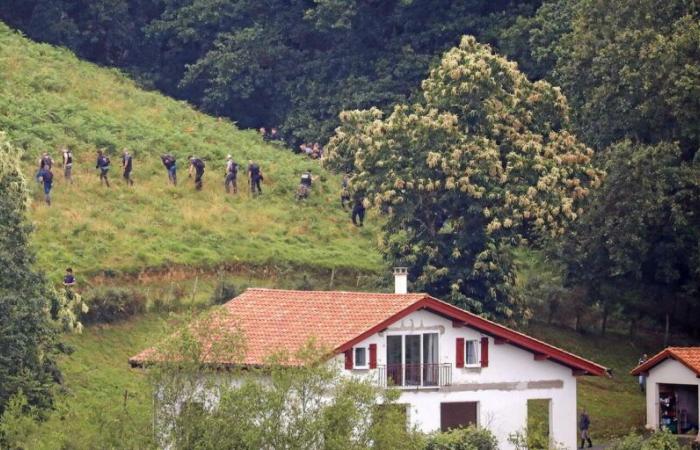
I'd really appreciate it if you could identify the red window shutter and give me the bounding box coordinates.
[456,338,465,368]
[369,344,377,369]
[481,337,489,368]
[344,349,353,370]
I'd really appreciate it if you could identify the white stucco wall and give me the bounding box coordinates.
[644,359,700,431]
[340,309,580,450]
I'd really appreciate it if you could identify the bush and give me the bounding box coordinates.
[210,280,238,305]
[608,429,681,450]
[425,426,498,450]
[81,287,146,324]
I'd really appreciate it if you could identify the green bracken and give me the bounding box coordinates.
[0,22,383,281]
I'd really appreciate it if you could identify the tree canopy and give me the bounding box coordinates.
[327,37,602,320]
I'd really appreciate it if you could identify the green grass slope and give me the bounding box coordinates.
[0,22,383,279]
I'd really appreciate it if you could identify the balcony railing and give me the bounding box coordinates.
[376,363,452,388]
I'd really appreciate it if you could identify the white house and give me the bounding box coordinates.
[131,270,609,449]
[631,347,700,437]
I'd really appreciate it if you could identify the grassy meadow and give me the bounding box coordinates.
[0,22,383,281]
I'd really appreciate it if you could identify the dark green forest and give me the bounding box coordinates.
[1,0,698,335]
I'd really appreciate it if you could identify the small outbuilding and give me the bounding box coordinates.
[631,347,700,436]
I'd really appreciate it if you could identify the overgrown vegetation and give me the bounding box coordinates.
[326,36,601,321]
[0,22,383,282]
[0,0,539,144]
[0,132,84,422]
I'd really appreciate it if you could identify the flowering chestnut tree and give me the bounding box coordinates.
[326,36,603,320]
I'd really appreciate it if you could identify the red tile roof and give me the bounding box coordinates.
[130,288,609,376]
[631,347,700,376]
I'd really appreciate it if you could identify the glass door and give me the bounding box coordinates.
[386,335,403,386]
[405,335,421,386]
[423,333,439,386]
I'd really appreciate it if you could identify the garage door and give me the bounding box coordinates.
[440,402,478,431]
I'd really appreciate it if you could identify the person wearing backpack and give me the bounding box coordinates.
[247,160,263,196]
[62,147,74,183]
[96,149,111,187]
[351,197,366,227]
[122,149,134,186]
[188,156,206,190]
[37,166,54,206]
[224,155,238,194]
[161,154,177,185]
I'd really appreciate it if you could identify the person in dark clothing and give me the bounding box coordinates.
[224,155,238,194]
[62,148,73,183]
[122,149,134,186]
[247,160,263,195]
[63,268,76,288]
[300,170,312,188]
[36,152,54,184]
[37,167,53,206]
[340,174,351,209]
[95,149,111,187]
[351,197,365,227]
[161,154,177,185]
[189,156,205,190]
[579,410,592,449]
[39,152,54,170]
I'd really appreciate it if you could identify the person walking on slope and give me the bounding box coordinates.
[37,152,54,184]
[351,197,365,227]
[189,156,206,190]
[121,149,134,186]
[37,166,54,206]
[224,155,238,194]
[95,149,111,187]
[340,174,350,209]
[62,147,73,183]
[579,409,592,449]
[297,170,313,200]
[247,160,263,196]
[161,154,177,185]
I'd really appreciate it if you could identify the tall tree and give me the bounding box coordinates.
[0,132,61,414]
[326,37,601,320]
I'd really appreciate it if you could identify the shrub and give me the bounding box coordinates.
[81,287,146,324]
[608,429,681,450]
[210,280,238,305]
[425,426,498,450]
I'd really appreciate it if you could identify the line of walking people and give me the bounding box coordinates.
[35,148,268,205]
[34,147,366,226]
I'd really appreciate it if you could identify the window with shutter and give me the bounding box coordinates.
[480,337,489,367]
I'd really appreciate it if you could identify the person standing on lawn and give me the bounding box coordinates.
[37,166,53,206]
[351,197,365,227]
[161,154,177,185]
[579,409,592,449]
[96,149,111,187]
[189,155,206,190]
[62,147,73,183]
[247,160,263,196]
[224,155,238,194]
[122,149,134,186]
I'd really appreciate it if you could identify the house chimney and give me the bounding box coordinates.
[393,267,408,294]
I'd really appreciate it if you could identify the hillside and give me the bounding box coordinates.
[0,22,383,280]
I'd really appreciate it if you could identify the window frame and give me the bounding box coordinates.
[464,339,480,367]
[353,345,369,369]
